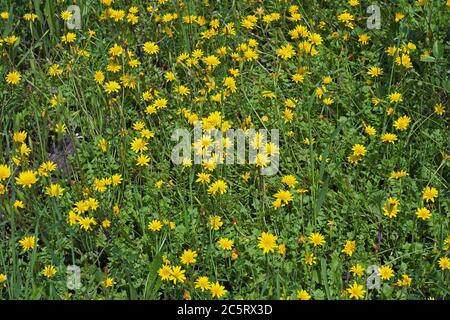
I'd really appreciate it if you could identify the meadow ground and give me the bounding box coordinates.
[0,0,449,300]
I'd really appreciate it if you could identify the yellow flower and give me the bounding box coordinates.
[297,289,311,300]
[202,55,221,68]
[60,10,73,21]
[415,207,432,220]
[148,219,163,232]
[444,236,450,250]
[107,62,121,73]
[309,32,323,45]
[281,175,298,188]
[112,205,120,215]
[165,71,176,82]
[396,54,413,69]
[0,12,9,20]
[422,186,438,203]
[309,232,326,247]
[367,66,383,77]
[352,144,367,157]
[136,154,151,166]
[348,153,362,165]
[20,143,31,157]
[104,81,121,94]
[196,172,211,184]
[158,265,172,281]
[381,133,398,144]
[434,103,445,116]
[169,266,186,284]
[102,277,116,288]
[273,189,293,208]
[223,77,237,92]
[258,232,278,254]
[195,276,210,291]
[379,265,395,280]
[337,11,355,28]
[364,124,376,136]
[37,161,56,177]
[55,123,67,133]
[241,15,258,29]
[438,257,450,271]
[42,265,57,278]
[4,35,19,45]
[140,129,154,140]
[48,64,63,77]
[276,44,296,60]
[180,249,197,265]
[254,152,269,167]
[67,211,80,226]
[78,216,97,231]
[393,115,411,131]
[45,184,65,198]
[13,200,25,209]
[350,264,365,277]
[176,85,190,96]
[102,219,111,228]
[396,274,412,287]
[323,98,334,105]
[395,12,405,22]
[207,179,228,195]
[111,174,122,186]
[358,34,370,45]
[209,281,227,299]
[74,200,89,214]
[15,170,38,188]
[383,197,400,218]
[278,243,286,255]
[388,92,403,103]
[19,236,37,251]
[13,131,27,143]
[130,137,148,153]
[5,71,22,85]
[143,41,159,55]
[347,282,366,300]
[0,184,6,195]
[342,240,356,256]
[108,43,123,57]
[61,32,76,43]
[94,71,105,84]
[0,164,11,181]
[0,273,7,286]
[304,252,317,266]
[390,170,408,179]
[218,238,234,250]
[209,215,223,230]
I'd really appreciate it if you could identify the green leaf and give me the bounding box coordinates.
[143,252,163,300]
[44,0,55,38]
[420,56,436,63]
[32,0,44,24]
[320,258,331,299]
[128,281,138,300]
[432,41,443,59]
